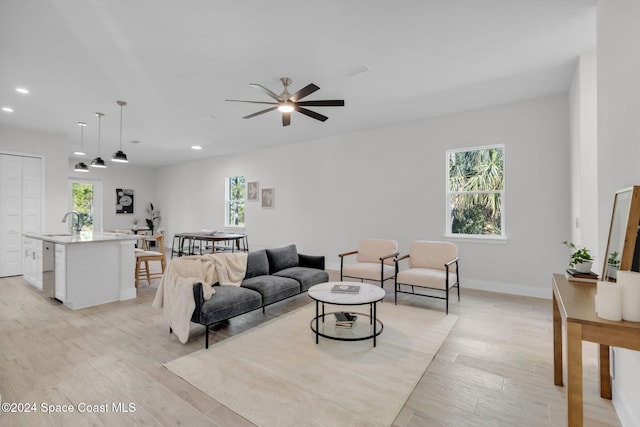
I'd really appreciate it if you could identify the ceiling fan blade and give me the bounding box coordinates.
[226,99,277,105]
[295,106,328,122]
[282,112,291,127]
[250,83,281,101]
[243,106,278,119]
[289,83,320,102]
[296,100,345,107]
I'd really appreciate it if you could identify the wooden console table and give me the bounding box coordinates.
[552,273,640,426]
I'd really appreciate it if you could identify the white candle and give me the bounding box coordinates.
[617,270,640,322]
[595,281,622,321]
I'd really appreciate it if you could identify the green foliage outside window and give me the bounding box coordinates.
[72,183,94,230]
[227,176,245,226]
[448,146,504,236]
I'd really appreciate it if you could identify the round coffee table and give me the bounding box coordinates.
[308,282,385,347]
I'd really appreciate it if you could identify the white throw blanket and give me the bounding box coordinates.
[152,252,248,344]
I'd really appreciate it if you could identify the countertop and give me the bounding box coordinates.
[23,231,140,245]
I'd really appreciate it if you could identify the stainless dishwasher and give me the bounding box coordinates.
[42,241,55,298]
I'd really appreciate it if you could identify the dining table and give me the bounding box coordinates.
[171,231,248,258]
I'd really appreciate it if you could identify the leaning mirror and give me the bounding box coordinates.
[601,186,640,281]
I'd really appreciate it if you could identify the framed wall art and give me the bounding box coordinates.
[247,181,259,201]
[261,188,274,208]
[116,188,134,214]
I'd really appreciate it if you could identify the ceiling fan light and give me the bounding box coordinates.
[111,150,128,163]
[74,162,89,172]
[91,157,107,168]
[278,103,294,113]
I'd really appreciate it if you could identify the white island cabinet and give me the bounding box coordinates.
[22,232,139,310]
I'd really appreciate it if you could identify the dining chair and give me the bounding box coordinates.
[135,234,167,288]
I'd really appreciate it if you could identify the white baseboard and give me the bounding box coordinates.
[325,261,551,300]
[462,278,551,299]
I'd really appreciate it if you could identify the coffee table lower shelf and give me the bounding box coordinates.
[310,311,383,345]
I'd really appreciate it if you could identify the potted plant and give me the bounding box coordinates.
[145,203,160,235]
[562,241,594,273]
[606,251,620,279]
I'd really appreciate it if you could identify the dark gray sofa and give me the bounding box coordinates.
[190,244,328,347]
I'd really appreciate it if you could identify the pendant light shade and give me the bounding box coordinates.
[74,162,90,172]
[90,157,106,168]
[112,100,129,163]
[112,150,128,162]
[91,112,107,168]
[73,121,87,156]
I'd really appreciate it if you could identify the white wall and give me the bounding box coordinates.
[67,159,158,231]
[157,95,570,298]
[568,51,599,261]
[0,124,157,234]
[597,1,640,425]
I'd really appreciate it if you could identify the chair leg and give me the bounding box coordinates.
[144,260,151,285]
[134,261,140,289]
[394,280,398,305]
[205,324,210,349]
[445,287,449,315]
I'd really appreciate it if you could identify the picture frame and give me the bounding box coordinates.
[115,188,134,214]
[247,181,259,201]
[261,188,274,208]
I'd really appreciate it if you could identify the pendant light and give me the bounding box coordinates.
[91,112,107,168]
[111,100,129,163]
[74,162,89,172]
[73,121,87,156]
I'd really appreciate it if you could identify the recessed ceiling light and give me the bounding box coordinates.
[15,87,29,94]
[2,107,14,113]
[129,140,141,144]
[200,115,216,121]
[191,145,203,150]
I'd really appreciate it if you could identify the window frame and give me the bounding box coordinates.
[224,175,246,228]
[445,144,506,240]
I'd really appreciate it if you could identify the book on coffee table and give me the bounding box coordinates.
[334,312,358,328]
[331,284,361,294]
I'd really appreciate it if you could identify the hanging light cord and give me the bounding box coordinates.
[98,113,102,155]
[119,103,123,149]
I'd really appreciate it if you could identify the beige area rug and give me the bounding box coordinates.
[164,302,458,427]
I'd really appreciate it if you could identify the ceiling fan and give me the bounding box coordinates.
[226,77,345,127]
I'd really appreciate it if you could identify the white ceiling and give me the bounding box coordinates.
[0,0,596,167]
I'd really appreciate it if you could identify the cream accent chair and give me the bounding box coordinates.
[394,241,460,314]
[135,234,167,288]
[339,239,399,288]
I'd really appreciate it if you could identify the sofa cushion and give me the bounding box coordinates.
[242,275,300,305]
[266,244,299,274]
[274,267,329,292]
[245,249,269,279]
[200,285,262,325]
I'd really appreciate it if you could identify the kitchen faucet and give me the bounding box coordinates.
[61,211,82,233]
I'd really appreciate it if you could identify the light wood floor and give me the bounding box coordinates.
[0,271,621,427]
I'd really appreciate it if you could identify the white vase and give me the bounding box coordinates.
[574,261,593,273]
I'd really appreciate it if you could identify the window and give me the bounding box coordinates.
[72,182,94,230]
[225,176,245,227]
[446,145,504,238]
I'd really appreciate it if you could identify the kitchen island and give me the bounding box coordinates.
[22,231,140,310]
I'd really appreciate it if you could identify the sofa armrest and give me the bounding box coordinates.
[191,282,205,323]
[299,253,325,270]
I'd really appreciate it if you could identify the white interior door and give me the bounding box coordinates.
[0,154,23,276]
[22,156,42,234]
